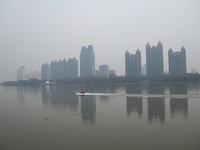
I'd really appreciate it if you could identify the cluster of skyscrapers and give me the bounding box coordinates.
[17,42,187,81]
[125,41,187,77]
[41,45,115,80]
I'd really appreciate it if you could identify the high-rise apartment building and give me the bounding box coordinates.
[41,63,50,80]
[146,41,164,76]
[125,49,141,77]
[17,66,25,81]
[99,65,109,78]
[49,58,78,80]
[80,45,95,77]
[50,60,57,80]
[66,58,78,79]
[168,46,186,76]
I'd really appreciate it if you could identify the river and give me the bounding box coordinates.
[0,83,200,150]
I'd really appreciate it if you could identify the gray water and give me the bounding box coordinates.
[0,83,200,150]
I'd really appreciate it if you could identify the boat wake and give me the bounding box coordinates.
[79,93,200,98]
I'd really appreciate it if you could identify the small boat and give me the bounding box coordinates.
[74,90,85,96]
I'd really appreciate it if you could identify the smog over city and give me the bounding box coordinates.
[0,0,200,83]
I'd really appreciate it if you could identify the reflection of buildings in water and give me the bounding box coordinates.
[108,85,117,93]
[50,86,67,111]
[100,95,110,104]
[170,98,188,120]
[187,84,199,93]
[41,86,79,112]
[80,84,117,104]
[80,84,117,94]
[98,86,111,103]
[81,96,96,125]
[126,97,143,118]
[146,84,165,124]
[147,98,165,125]
[17,87,26,104]
[169,84,187,94]
[41,86,50,106]
[147,84,164,94]
[126,84,142,94]
[126,84,143,118]
[169,84,188,120]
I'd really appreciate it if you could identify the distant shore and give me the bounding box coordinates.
[1,73,200,86]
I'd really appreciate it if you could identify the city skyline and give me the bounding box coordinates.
[1,0,199,83]
[38,42,187,80]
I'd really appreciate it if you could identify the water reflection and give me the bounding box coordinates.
[147,84,165,125]
[41,86,50,107]
[126,97,143,118]
[39,83,192,125]
[97,85,111,104]
[169,83,187,94]
[17,87,26,104]
[126,84,143,118]
[83,85,117,104]
[148,98,165,124]
[187,83,199,93]
[80,95,96,126]
[41,86,79,112]
[1,84,200,150]
[170,98,188,120]
[169,84,188,120]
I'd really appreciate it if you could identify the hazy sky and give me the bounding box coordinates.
[0,0,200,82]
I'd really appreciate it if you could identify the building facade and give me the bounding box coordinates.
[41,63,50,80]
[146,41,164,76]
[17,66,25,81]
[95,70,99,77]
[80,45,95,77]
[48,58,78,80]
[168,46,187,76]
[26,71,40,80]
[66,58,78,79]
[125,49,141,77]
[109,70,116,76]
[99,65,109,78]
[141,64,147,76]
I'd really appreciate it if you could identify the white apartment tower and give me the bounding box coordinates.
[99,65,109,78]
[17,66,25,81]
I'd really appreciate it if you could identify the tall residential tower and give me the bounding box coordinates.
[80,45,95,77]
[168,46,186,76]
[146,41,164,76]
[17,66,25,81]
[99,65,109,78]
[41,63,50,80]
[125,49,141,77]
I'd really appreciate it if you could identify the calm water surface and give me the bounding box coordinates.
[0,83,200,150]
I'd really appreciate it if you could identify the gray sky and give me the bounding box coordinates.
[0,0,200,82]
